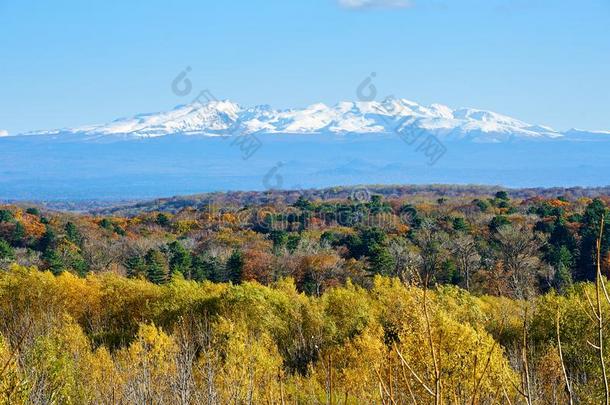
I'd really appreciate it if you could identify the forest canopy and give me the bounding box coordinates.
[1,190,610,403]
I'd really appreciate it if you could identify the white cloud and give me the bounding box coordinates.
[0,130,8,137]
[338,0,413,9]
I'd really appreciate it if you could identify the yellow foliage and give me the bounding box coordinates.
[0,266,599,403]
[174,219,199,234]
[116,323,177,403]
[12,211,45,239]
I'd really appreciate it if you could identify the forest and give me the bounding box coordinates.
[1,189,610,403]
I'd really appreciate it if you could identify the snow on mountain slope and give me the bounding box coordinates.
[20,97,566,142]
[74,101,241,137]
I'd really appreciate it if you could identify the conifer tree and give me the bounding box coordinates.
[168,241,192,278]
[226,250,244,285]
[145,249,168,284]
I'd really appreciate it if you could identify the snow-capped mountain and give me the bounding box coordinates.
[21,97,565,143]
[3,97,610,200]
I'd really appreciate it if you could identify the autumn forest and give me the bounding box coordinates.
[1,188,610,404]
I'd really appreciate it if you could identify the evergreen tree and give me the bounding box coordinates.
[0,239,14,261]
[25,207,40,216]
[368,195,390,214]
[552,246,573,293]
[0,210,13,223]
[293,196,314,211]
[269,230,288,252]
[70,254,89,277]
[577,199,609,281]
[168,241,192,278]
[156,213,170,227]
[489,215,510,232]
[286,233,301,252]
[42,249,63,275]
[125,255,147,278]
[38,226,57,252]
[452,217,469,232]
[473,199,490,213]
[11,222,26,247]
[543,217,578,283]
[441,259,461,285]
[226,250,244,285]
[192,254,223,282]
[320,231,341,248]
[360,228,387,256]
[495,191,509,201]
[99,218,114,231]
[368,244,394,276]
[64,222,82,246]
[145,249,169,284]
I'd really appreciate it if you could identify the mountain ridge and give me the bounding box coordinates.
[18,97,602,143]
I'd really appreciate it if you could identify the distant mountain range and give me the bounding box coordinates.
[13,98,609,143]
[1,98,609,201]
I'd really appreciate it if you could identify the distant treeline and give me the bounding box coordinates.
[95,184,610,216]
[4,184,610,215]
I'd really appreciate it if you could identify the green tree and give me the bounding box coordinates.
[269,230,288,252]
[70,254,89,276]
[452,217,468,232]
[368,244,394,276]
[38,226,57,252]
[42,249,64,275]
[495,191,509,201]
[168,241,192,278]
[226,250,244,284]
[64,222,82,246]
[473,199,490,212]
[145,249,169,284]
[156,213,170,227]
[489,215,510,232]
[99,218,114,231]
[11,222,26,247]
[125,255,147,278]
[26,207,40,216]
[191,254,223,282]
[0,210,13,223]
[441,259,461,285]
[0,239,14,261]
[577,199,609,281]
[286,233,301,252]
[551,245,573,292]
[368,195,390,214]
[359,227,387,256]
[293,196,314,211]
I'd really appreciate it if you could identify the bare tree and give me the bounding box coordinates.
[413,222,449,284]
[449,234,480,291]
[192,315,220,405]
[388,238,421,284]
[494,225,547,299]
[171,317,198,405]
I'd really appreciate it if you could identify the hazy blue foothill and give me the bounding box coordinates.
[1,132,609,200]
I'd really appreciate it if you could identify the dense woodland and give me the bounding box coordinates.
[1,189,610,403]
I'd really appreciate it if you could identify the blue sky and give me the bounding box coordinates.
[1,0,609,134]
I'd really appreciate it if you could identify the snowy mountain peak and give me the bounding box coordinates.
[19,98,570,142]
